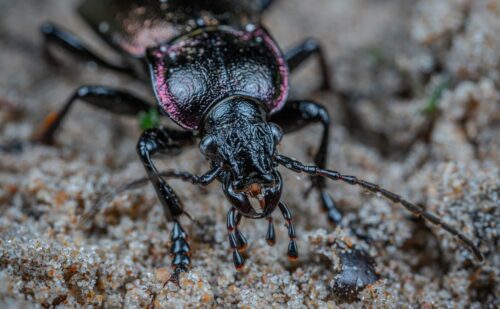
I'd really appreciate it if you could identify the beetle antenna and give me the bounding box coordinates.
[275,154,484,262]
[78,178,145,227]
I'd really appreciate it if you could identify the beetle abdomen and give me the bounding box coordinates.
[148,27,289,130]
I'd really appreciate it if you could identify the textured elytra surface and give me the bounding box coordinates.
[149,27,288,130]
[0,0,499,308]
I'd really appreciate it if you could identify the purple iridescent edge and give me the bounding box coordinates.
[149,27,290,130]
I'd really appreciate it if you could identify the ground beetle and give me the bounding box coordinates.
[25,0,482,284]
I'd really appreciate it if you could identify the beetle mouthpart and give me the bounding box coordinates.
[247,183,262,197]
[257,193,266,209]
[248,191,266,211]
[245,184,268,209]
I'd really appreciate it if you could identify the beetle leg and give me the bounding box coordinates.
[278,201,298,260]
[285,39,332,90]
[136,127,197,282]
[270,100,342,225]
[166,219,190,286]
[41,22,135,76]
[34,85,152,144]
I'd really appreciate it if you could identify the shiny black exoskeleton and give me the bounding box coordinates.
[26,0,482,284]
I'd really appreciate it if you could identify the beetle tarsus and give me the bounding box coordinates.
[169,219,191,282]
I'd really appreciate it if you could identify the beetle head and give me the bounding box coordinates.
[200,97,283,218]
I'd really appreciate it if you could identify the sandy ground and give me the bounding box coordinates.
[0,0,499,308]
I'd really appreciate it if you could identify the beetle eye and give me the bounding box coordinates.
[199,135,217,156]
[270,123,283,145]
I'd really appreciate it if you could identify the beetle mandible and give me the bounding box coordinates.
[30,0,483,283]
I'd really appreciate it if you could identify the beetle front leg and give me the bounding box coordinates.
[136,127,196,283]
[271,100,342,225]
[285,39,332,90]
